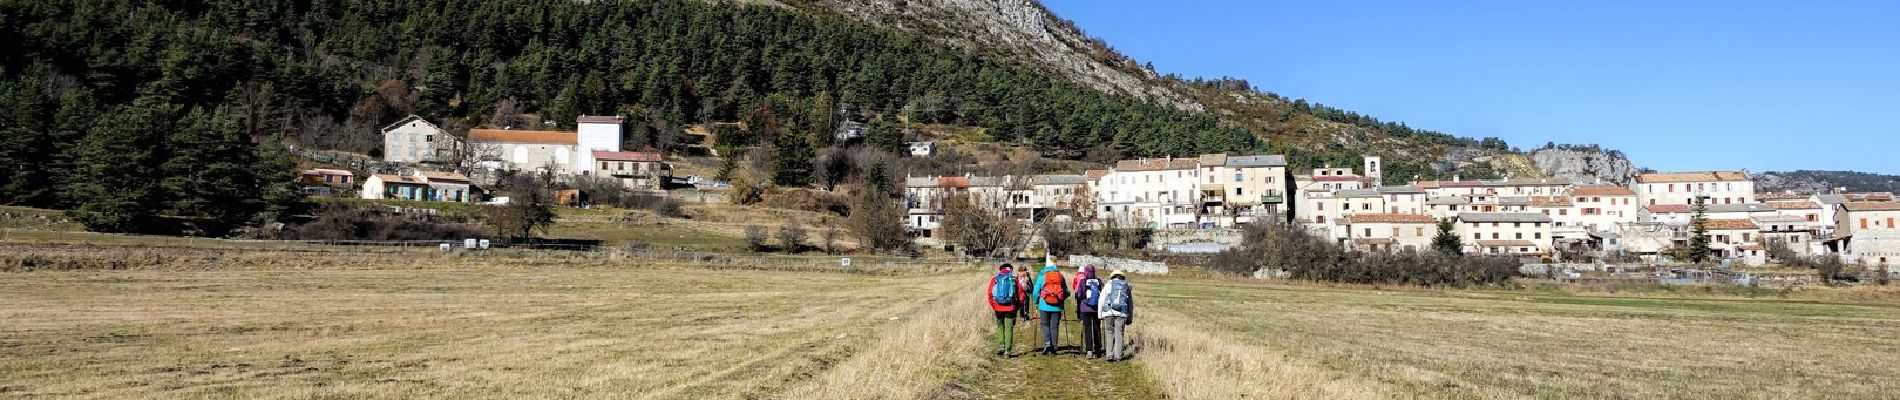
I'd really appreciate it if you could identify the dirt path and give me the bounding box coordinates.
[964,311,1162,399]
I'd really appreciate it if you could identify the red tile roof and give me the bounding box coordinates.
[1701,219,1759,230]
[1571,186,1635,196]
[469,129,578,145]
[1115,158,1200,171]
[1645,204,1692,213]
[593,150,663,162]
[303,168,353,176]
[1530,196,1572,207]
[417,171,471,183]
[1085,169,1111,181]
[1636,171,1749,183]
[373,174,425,184]
[1845,192,1894,202]
[1342,213,1437,224]
[1841,202,1900,212]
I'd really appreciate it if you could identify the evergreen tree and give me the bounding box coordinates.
[67,100,173,233]
[0,76,57,206]
[863,156,891,195]
[1432,219,1464,256]
[253,140,303,224]
[865,116,904,154]
[160,107,261,236]
[771,133,813,187]
[1688,196,1713,264]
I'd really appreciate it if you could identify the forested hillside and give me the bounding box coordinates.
[1,0,1537,231]
[1756,170,1900,193]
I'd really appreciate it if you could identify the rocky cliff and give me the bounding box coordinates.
[1529,148,1636,184]
[785,0,1199,109]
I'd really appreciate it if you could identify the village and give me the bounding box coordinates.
[300,114,1900,278]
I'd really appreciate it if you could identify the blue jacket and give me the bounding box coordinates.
[1031,265,1066,312]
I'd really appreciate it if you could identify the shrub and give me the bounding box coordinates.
[744,225,769,253]
[776,224,807,254]
[1211,221,1518,287]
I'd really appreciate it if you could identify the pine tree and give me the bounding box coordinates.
[160,107,261,236]
[0,76,56,206]
[771,132,813,187]
[253,140,303,224]
[1432,219,1464,256]
[67,100,173,233]
[1688,196,1713,264]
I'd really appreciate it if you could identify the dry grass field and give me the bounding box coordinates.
[6,236,1900,399]
[0,259,984,399]
[1135,279,1900,399]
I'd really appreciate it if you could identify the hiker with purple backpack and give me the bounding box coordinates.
[1073,265,1105,359]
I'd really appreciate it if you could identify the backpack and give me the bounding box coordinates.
[1102,279,1130,312]
[1038,271,1066,305]
[991,272,1017,305]
[1080,277,1104,308]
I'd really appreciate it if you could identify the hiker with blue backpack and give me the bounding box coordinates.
[1032,263,1068,355]
[986,263,1021,357]
[1073,265,1105,359]
[1098,270,1135,362]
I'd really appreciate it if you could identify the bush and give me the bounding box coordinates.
[574,177,685,218]
[744,225,769,253]
[1210,222,1518,287]
[763,188,848,215]
[776,224,807,254]
[290,201,484,241]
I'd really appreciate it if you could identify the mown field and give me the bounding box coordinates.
[4,243,1899,399]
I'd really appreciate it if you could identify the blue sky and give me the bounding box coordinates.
[1042,0,1900,174]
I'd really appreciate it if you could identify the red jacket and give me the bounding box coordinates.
[987,273,1017,312]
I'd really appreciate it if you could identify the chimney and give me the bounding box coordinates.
[1454,174,1461,182]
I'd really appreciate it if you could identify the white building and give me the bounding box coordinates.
[1340,213,1437,253]
[1095,157,1204,228]
[381,115,456,164]
[1634,171,1754,206]
[1457,212,1555,256]
[468,115,624,176]
[1569,186,1639,233]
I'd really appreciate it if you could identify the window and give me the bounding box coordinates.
[1236,188,1243,196]
[1535,233,1542,239]
[1668,184,1675,192]
[1364,228,1373,237]
[1492,233,1500,239]
[1473,232,1482,239]
[1235,173,1244,182]
[1515,233,1523,239]
[1863,218,1870,229]
[1514,222,1522,228]
[1559,209,1568,216]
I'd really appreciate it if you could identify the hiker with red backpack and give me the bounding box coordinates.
[1031,263,1068,355]
[1073,265,1105,359]
[987,263,1021,357]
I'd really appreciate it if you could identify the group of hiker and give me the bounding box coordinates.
[986,262,1135,361]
